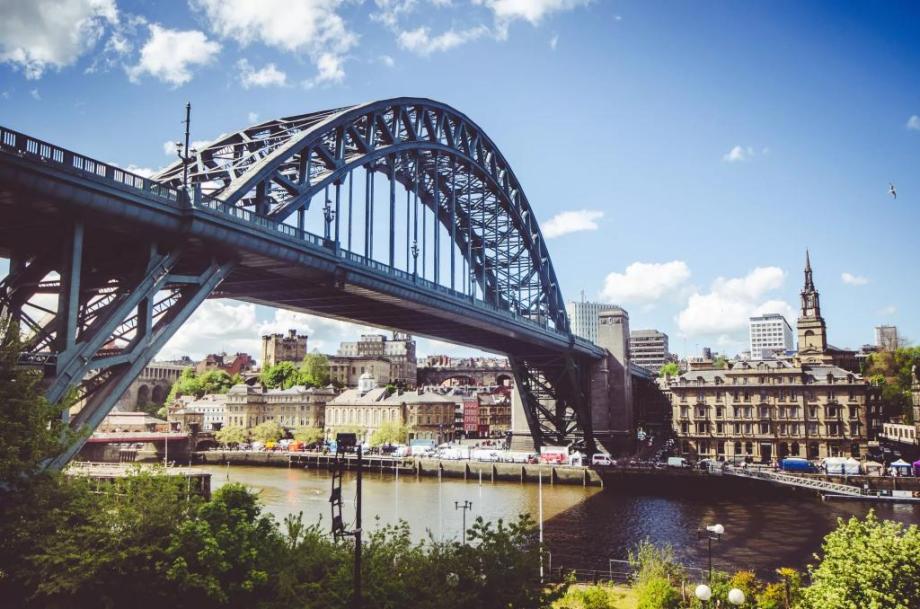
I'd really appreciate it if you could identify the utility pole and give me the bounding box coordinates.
[454,500,472,543]
[181,102,191,190]
[354,443,363,609]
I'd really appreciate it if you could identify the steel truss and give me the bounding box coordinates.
[0,221,235,468]
[156,98,596,448]
[156,98,568,334]
[509,354,596,454]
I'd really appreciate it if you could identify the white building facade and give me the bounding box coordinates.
[749,314,793,359]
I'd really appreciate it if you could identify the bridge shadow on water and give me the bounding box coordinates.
[541,474,920,579]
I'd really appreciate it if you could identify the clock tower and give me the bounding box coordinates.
[796,250,829,360]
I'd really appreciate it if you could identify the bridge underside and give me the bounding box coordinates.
[0,149,602,465]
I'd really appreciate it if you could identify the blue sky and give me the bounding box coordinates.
[2,0,919,360]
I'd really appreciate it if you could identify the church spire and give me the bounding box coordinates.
[804,249,814,291]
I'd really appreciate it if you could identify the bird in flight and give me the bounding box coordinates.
[889,183,897,199]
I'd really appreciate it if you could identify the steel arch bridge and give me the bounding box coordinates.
[0,98,614,469]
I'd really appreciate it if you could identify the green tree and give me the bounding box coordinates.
[215,425,249,447]
[164,484,280,609]
[658,362,680,378]
[803,511,920,609]
[863,348,920,422]
[293,426,324,445]
[166,368,235,403]
[298,352,331,387]
[370,421,410,446]
[713,355,729,369]
[251,420,284,444]
[260,361,299,389]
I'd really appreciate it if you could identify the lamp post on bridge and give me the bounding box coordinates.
[323,198,336,241]
[411,240,419,276]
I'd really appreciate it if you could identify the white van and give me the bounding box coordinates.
[591,453,614,466]
[666,456,689,468]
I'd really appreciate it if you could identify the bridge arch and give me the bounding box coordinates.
[156,98,569,332]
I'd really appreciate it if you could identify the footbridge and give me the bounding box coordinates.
[0,98,631,468]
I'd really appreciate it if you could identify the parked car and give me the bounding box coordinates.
[666,456,689,468]
[591,453,614,466]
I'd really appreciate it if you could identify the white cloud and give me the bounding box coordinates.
[599,261,691,305]
[237,59,287,88]
[124,164,158,178]
[126,24,221,86]
[841,272,868,286]
[192,0,357,85]
[722,145,757,163]
[29,88,40,100]
[907,115,920,131]
[372,0,418,28]
[379,54,395,67]
[248,111,260,124]
[397,25,489,55]
[676,266,791,336]
[878,305,897,316]
[476,0,590,35]
[0,0,118,79]
[549,34,558,49]
[542,209,603,238]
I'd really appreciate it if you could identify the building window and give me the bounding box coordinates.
[745,442,753,455]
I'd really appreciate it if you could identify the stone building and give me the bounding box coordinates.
[196,352,256,376]
[325,374,455,443]
[566,300,622,344]
[175,393,228,431]
[115,361,189,411]
[336,332,417,385]
[478,389,512,436]
[224,384,334,430]
[261,329,308,368]
[328,355,399,387]
[666,253,871,462]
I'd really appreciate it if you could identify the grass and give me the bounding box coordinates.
[553,583,639,609]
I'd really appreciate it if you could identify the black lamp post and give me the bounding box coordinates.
[697,523,724,583]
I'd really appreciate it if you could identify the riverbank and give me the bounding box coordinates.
[196,450,605,487]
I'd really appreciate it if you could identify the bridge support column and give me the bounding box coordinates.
[4,225,237,470]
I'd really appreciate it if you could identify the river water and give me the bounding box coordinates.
[199,464,920,577]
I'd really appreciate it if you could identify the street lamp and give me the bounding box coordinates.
[695,584,712,604]
[728,588,746,606]
[697,523,724,583]
[323,198,335,240]
[454,500,473,543]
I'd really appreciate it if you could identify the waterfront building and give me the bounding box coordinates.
[328,355,400,387]
[478,389,512,436]
[261,329,308,368]
[337,332,417,385]
[225,384,334,430]
[175,393,228,431]
[566,300,622,344]
[667,253,872,462]
[875,325,899,351]
[629,329,670,372]
[749,313,793,359]
[325,374,454,443]
[97,411,166,433]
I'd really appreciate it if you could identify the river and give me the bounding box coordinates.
[198,464,920,577]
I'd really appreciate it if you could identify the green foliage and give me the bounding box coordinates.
[758,568,803,609]
[293,426,324,445]
[164,484,279,607]
[0,318,74,483]
[803,511,920,609]
[634,576,680,609]
[260,361,299,389]
[658,362,680,378]
[628,539,685,584]
[251,420,284,444]
[166,368,234,403]
[298,352,331,387]
[369,420,409,446]
[713,355,729,369]
[863,348,920,422]
[554,584,634,609]
[215,425,249,447]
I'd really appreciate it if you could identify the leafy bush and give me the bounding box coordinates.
[635,575,680,609]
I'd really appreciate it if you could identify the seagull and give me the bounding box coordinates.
[889,183,897,199]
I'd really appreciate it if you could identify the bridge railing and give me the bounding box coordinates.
[0,125,180,203]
